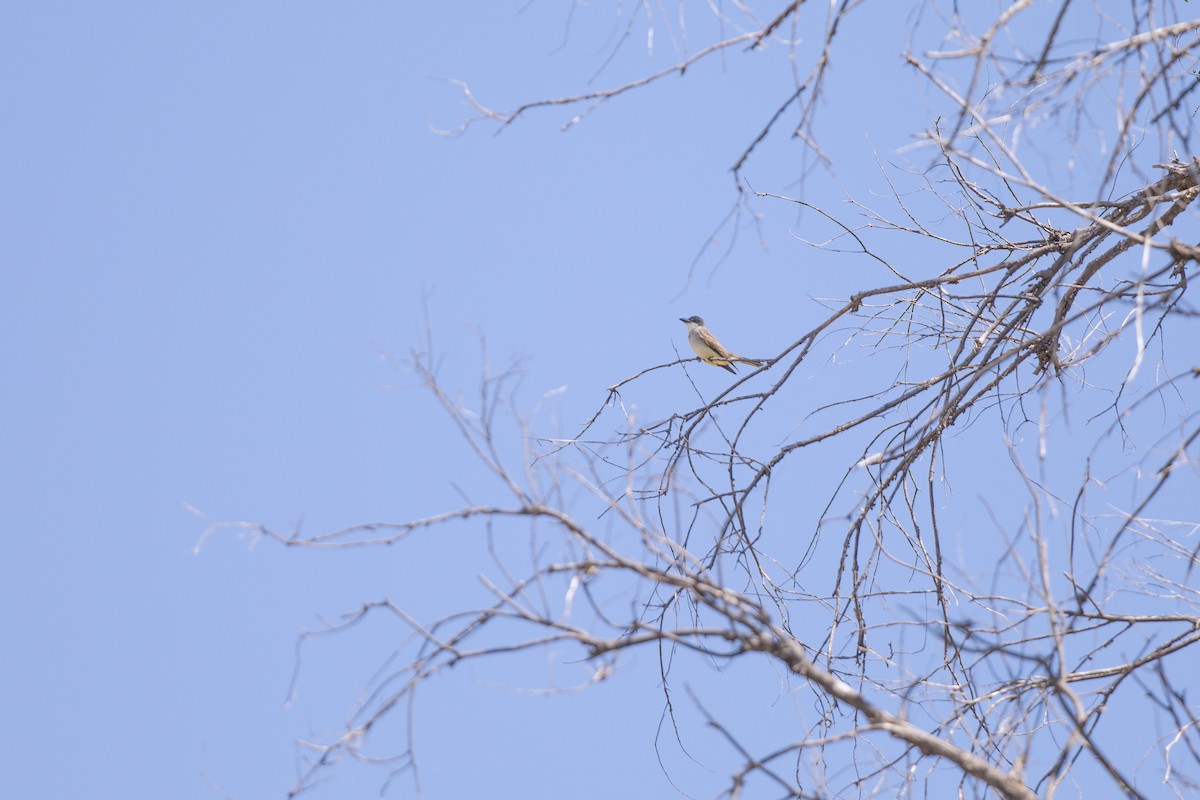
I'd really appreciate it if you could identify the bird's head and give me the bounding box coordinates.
[679,316,705,328]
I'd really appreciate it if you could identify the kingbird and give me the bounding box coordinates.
[679,316,763,374]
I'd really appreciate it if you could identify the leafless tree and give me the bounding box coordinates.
[202,3,1200,798]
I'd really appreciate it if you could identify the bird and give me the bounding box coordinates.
[679,316,763,374]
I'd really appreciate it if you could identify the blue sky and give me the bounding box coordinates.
[5,2,1198,798]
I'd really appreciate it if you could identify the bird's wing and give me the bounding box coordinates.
[699,329,735,360]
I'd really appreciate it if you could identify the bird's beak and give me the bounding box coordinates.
[679,318,687,323]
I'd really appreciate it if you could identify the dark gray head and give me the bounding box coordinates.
[680,315,705,326]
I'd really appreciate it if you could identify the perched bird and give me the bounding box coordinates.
[679,316,763,374]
